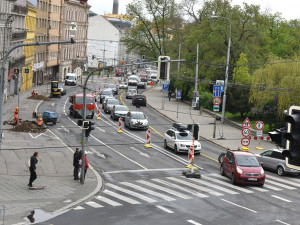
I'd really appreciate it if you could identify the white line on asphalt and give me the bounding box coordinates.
[249,186,269,192]
[266,174,300,188]
[73,206,84,210]
[221,199,257,213]
[103,168,188,174]
[187,220,202,225]
[89,147,106,159]
[263,183,283,191]
[271,195,292,203]
[96,196,122,206]
[276,220,291,225]
[266,180,296,190]
[156,205,174,214]
[96,127,106,132]
[103,190,141,204]
[130,147,150,158]
[85,201,104,208]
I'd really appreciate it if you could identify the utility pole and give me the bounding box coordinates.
[195,43,199,92]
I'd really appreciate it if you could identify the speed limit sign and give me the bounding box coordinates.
[241,128,251,137]
[241,138,251,146]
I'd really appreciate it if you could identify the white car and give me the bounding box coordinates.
[164,128,201,154]
[119,82,128,89]
[126,88,137,99]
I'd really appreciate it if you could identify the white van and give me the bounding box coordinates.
[149,73,158,83]
[65,73,77,86]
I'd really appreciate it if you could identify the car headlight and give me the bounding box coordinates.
[237,167,243,174]
[260,168,265,175]
[180,144,186,147]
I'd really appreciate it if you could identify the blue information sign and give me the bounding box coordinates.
[162,84,169,92]
[213,85,222,97]
[176,90,182,99]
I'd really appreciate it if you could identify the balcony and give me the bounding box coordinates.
[12,31,26,41]
[12,4,28,15]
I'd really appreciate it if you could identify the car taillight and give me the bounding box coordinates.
[134,97,137,100]
[144,97,146,101]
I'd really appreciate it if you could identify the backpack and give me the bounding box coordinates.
[26,158,31,168]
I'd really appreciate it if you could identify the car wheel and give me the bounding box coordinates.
[174,145,178,154]
[53,121,56,125]
[129,123,132,130]
[277,166,285,176]
[231,173,236,185]
[220,165,225,176]
[218,153,226,163]
[164,140,168,149]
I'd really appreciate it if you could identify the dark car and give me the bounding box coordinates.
[58,84,66,95]
[108,84,118,95]
[111,105,129,120]
[132,94,147,106]
[99,89,114,103]
[220,150,265,186]
[42,111,58,125]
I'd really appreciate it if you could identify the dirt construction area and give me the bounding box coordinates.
[27,95,51,101]
[6,120,47,133]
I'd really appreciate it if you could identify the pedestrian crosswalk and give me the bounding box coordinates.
[74,173,300,210]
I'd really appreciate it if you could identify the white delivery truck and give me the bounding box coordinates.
[65,73,77,86]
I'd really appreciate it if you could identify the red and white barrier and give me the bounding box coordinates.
[97,107,101,120]
[186,138,197,171]
[98,86,101,94]
[144,128,152,148]
[117,117,123,133]
[254,136,271,141]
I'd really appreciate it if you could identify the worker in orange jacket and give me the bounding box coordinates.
[36,114,43,126]
[14,107,19,126]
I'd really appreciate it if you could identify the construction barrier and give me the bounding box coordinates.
[97,107,101,120]
[117,117,123,133]
[144,128,152,148]
[254,136,271,150]
[186,138,197,170]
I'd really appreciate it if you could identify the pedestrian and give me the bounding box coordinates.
[73,148,82,180]
[168,90,172,101]
[36,114,43,127]
[82,153,89,178]
[14,107,19,126]
[28,152,38,187]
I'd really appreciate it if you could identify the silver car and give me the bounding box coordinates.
[255,149,300,176]
[126,88,137,99]
[124,111,148,130]
[111,105,129,120]
[103,98,120,114]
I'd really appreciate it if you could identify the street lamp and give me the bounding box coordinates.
[167,28,182,72]
[210,16,231,124]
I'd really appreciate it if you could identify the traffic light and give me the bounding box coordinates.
[158,56,170,81]
[142,55,145,61]
[268,127,286,148]
[85,121,95,137]
[188,124,199,140]
[282,106,300,169]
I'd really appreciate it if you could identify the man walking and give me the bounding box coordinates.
[28,152,38,187]
[73,148,81,180]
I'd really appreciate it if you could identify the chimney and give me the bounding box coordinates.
[113,0,119,15]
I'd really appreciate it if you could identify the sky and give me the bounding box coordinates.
[88,0,300,21]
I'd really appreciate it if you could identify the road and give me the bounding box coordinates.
[36,77,300,225]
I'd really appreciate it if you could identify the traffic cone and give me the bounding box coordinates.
[117,117,123,133]
[97,107,101,120]
[144,128,152,148]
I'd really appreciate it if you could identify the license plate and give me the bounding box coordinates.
[248,178,257,181]
[138,99,143,100]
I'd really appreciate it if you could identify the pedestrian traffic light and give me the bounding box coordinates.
[282,106,300,170]
[77,119,83,126]
[85,121,95,137]
[268,127,286,148]
[158,56,170,81]
[142,55,145,61]
[14,69,20,74]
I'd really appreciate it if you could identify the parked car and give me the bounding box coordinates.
[124,111,149,130]
[255,149,300,176]
[108,84,118,95]
[220,150,265,186]
[99,89,114,103]
[132,94,147,106]
[103,98,120,114]
[42,111,58,125]
[58,84,66,95]
[164,128,201,154]
[111,105,129,120]
[119,82,128,89]
[126,89,137,99]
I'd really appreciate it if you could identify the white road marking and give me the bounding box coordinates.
[103,190,141,204]
[249,186,269,192]
[120,182,176,201]
[28,132,44,139]
[96,196,122,206]
[187,220,202,225]
[57,125,70,133]
[266,180,296,190]
[167,177,223,196]
[130,147,150,158]
[73,206,84,210]
[136,180,192,199]
[271,195,292,203]
[221,199,257,213]
[89,147,106,159]
[267,175,300,188]
[104,168,183,174]
[96,127,106,132]
[85,201,103,208]
[156,205,174,214]
[106,183,157,203]
[263,183,283,191]
[276,220,290,225]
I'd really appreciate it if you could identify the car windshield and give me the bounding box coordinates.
[108,84,116,89]
[121,82,127,85]
[103,90,113,95]
[128,90,136,94]
[115,106,127,111]
[236,156,260,167]
[132,113,145,119]
[107,99,119,104]
[76,97,94,104]
[66,76,75,80]
[176,132,193,140]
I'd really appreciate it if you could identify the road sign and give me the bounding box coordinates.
[213,85,222,97]
[255,121,264,130]
[213,97,221,106]
[176,90,182,99]
[162,83,169,92]
[241,117,252,128]
[256,130,263,137]
[213,105,219,112]
[241,128,251,137]
[241,137,251,146]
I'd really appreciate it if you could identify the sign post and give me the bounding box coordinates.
[241,117,252,151]
[176,90,182,118]
[255,121,264,150]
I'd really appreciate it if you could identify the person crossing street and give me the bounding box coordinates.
[28,152,39,188]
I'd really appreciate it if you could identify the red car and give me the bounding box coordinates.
[220,150,265,186]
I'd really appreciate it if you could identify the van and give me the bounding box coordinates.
[149,74,158,83]
[65,73,77,86]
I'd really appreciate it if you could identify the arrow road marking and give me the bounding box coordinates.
[96,127,106,132]
[89,147,106,159]
[130,147,150,158]
[57,125,70,133]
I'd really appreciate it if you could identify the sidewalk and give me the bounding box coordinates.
[144,85,277,155]
[0,84,102,225]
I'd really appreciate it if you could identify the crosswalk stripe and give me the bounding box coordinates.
[203,174,253,193]
[106,183,157,203]
[152,179,209,198]
[167,177,223,196]
[263,183,283,191]
[267,175,300,188]
[73,206,84,210]
[265,180,296,190]
[186,177,240,195]
[136,180,192,199]
[96,196,122,206]
[103,190,141,204]
[120,182,176,201]
[86,201,104,208]
[156,205,174,213]
[249,186,269,192]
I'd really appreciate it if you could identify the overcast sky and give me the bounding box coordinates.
[88,0,299,21]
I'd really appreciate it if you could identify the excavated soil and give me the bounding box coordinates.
[27,95,51,101]
[9,120,46,133]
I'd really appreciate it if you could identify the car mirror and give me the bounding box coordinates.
[260,162,264,166]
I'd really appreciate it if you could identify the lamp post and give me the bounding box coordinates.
[167,28,182,72]
[210,16,231,124]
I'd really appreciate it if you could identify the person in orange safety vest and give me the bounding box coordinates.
[36,114,43,126]
[14,107,19,126]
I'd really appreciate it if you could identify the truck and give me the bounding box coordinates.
[69,94,95,119]
[65,73,77,86]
